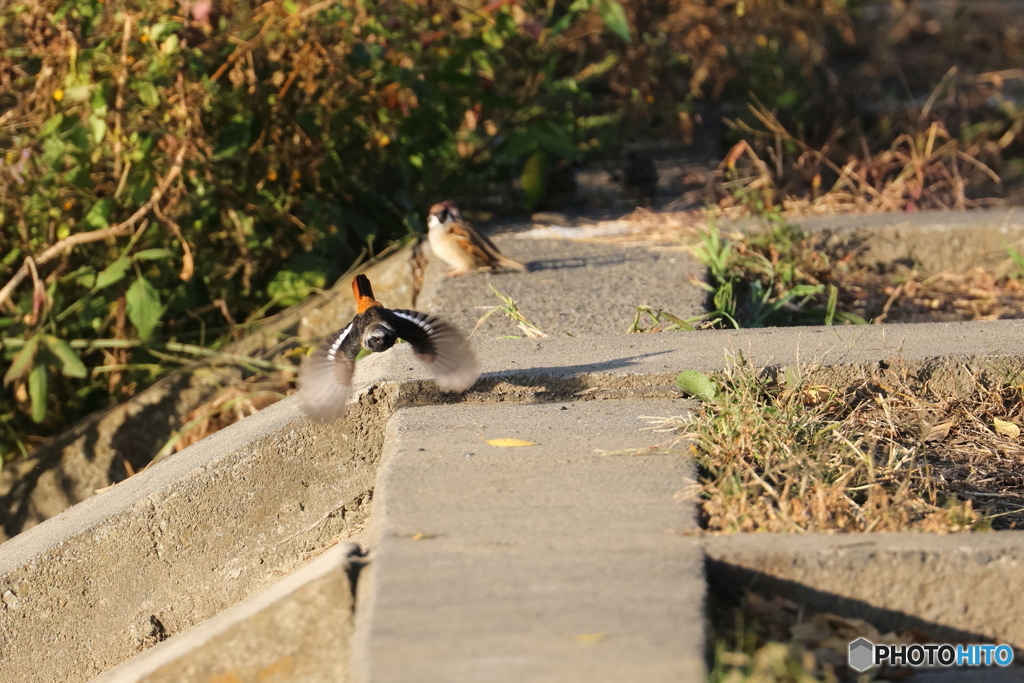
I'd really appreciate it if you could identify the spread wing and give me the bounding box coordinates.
[299,322,361,422]
[386,309,480,392]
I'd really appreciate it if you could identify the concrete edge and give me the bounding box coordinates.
[0,397,302,576]
[5,319,1024,575]
[89,542,361,682]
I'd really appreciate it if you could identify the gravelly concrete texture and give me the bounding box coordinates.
[91,543,359,683]
[0,396,390,683]
[793,207,1024,274]
[417,234,705,337]
[352,399,702,683]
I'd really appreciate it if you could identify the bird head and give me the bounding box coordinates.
[427,200,462,230]
[362,323,397,353]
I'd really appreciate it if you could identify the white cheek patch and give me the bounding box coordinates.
[392,311,435,337]
[326,323,353,362]
[427,215,442,230]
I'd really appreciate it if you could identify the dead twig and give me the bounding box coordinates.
[153,202,194,281]
[0,139,190,311]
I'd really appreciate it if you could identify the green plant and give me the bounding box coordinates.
[471,285,546,339]
[627,305,700,333]
[689,219,866,328]
[1005,243,1024,280]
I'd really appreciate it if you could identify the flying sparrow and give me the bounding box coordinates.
[427,200,527,275]
[299,274,479,422]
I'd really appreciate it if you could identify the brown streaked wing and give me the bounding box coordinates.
[448,221,500,266]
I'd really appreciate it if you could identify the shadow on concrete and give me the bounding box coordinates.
[0,370,218,540]
[706,557,1002,648]
[400,350,679,411]
[524,254,629,272]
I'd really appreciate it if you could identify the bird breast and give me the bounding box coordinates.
[428,224,478,271]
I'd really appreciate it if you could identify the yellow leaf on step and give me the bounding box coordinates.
[485,438,538,447]
[994,418,1020,439]
[574,632,608,643]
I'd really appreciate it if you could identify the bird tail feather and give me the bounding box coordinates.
[352,274,381,312]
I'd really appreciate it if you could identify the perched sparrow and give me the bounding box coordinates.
[427,200,527,275]
[299,274,479,422]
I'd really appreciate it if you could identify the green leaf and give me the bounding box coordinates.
[136,82,160,108]
[676,370,718,402]
[267,259,330,307]
[39,113,64,138]
[521,150,547,210]
[28,362,48,423]
[44,336,87,378]
[133,248,174,261]
[63,85,92,103]
[84,198,114,229]
[94,257,131,289]
[532,121,582,161]
[3,335,40,386]
[597,0,631,43]
[89,114,107,144]
[126,276,163,340]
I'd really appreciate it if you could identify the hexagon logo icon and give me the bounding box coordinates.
[848,637,875,672]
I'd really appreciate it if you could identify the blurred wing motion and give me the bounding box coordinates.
[387,309,480,392]
[299,323,360,422]
[450,222,527,272]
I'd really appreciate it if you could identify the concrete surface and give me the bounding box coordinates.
[0,389,393,683]
[417,235,705,337]
[91,543,359,683]
[705,532,1024,648]
[3,320,1024,682]
[352,399,703,683]
[787,207,1024,275]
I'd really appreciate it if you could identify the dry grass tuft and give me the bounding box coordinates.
[841,266,1024,324]
[665,356,1024,533]
[701,104,1005,217]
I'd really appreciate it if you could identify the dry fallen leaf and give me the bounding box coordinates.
[485,438,538,447]
[922,421,953,443]
[994,418,1020,439]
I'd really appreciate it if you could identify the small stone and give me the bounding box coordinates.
[2,590,20,610]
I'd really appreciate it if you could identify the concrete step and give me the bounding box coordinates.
[352,399,703,682]
[417,235,706,338]
[91,543,359,683]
